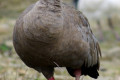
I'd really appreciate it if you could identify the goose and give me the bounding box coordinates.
[13,0,101,80]
[73,0,120,41]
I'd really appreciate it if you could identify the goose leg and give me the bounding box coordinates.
[74,69,81,80]
[48,77,55,80]
[39,67,55,80]
[67,68,81,80]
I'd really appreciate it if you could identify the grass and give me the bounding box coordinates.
[0,19,119,80]
[0,0,120,80]
[0,53,120,80]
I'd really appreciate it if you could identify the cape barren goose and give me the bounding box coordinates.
[13,0,101,80]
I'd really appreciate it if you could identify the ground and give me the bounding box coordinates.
[0,0,120,80]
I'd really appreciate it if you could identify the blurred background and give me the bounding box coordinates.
[0,0,120,80]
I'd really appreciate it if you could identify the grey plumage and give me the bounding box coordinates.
[13,0,101,79]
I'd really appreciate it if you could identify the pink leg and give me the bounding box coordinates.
[48,77,55,80]
[74,69,81,80]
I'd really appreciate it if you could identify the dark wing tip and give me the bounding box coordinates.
[81,63,99,79]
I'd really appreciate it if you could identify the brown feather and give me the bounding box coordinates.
[13,0,101,79]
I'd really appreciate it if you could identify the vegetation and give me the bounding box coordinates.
[0,0,120,80]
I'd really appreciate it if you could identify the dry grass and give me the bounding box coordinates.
[0,0,120,80]
[0,18,120,80]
